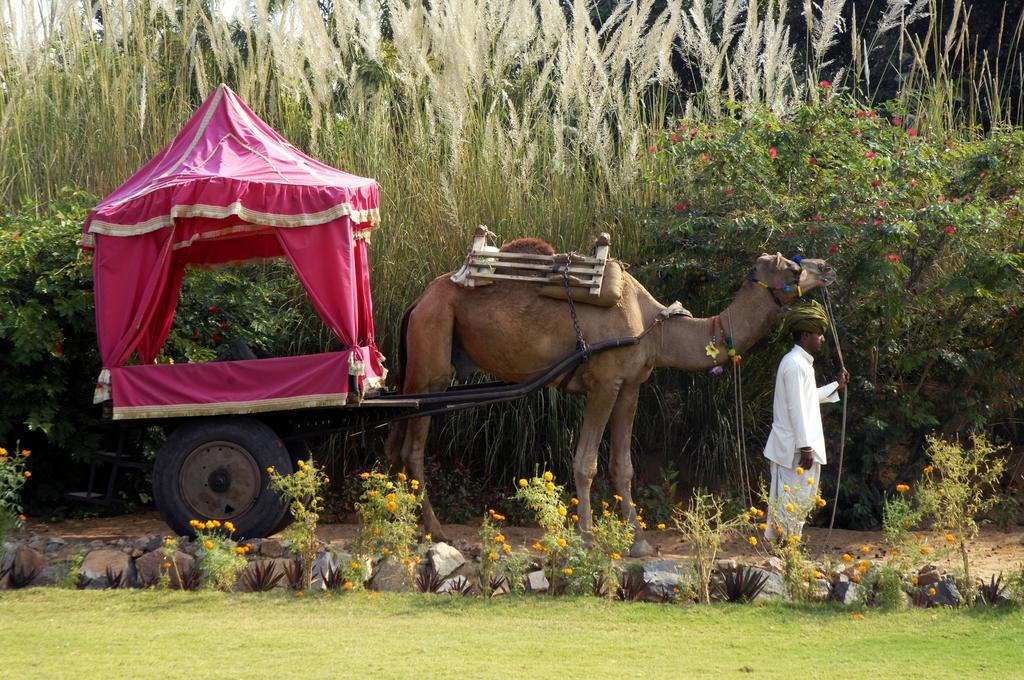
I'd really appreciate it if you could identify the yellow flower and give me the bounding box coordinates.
[613,494,622,501]
[558,506,567,517]
[545,482,555,492]
[224,521,235,533]
[748,536,758,546]
[266,466,275,474]
[938,487,945,495]
[0,447,5,455]
[783,484,791,492]
[385,482,394,490]
[785,503,795,512]
[386,492,396,501]
[806,478,814,485]
[368,490,378,498]
[812,571,822,579]
[204,540,214,549]
[374,473,384,479]
[842,553,853,562]
[403,558,412,566]
[557,538,567,548]
[758,523,767,531]
[386,501,397,512]
[795,466,804,475]
[850,613,864,621]
[518,479,528,488]
[381,547,389,554]
[896,484,910,493]
[928,587,937,596]
[235,547,246,555]
[410,480,419,490]
[945,534,956,543]
[488,552,497,560]
[815,497,827,508]
[205,520,215,529]
[656,523,666,530]
[571,498,579,505]
[563,568,573,576]
[295,591,303,598]
[857,562,868,574]
[639,521,647,529]
[359,472,370,480]
[922,466,933,474]
[18,514,27,521]
[502,544,511,553]
[343,582,354,590]
[351,561,360,570]
[788,535,800,544]
[372,527,380,535]
[532,542,546,552]
[324,476,331,483]
[494,534,505,543]
[920,546,932,555]
[851,574,861,583]
[21,450,30,458]
[397,472,407,481]
[860,545,870,554]
[611,553,621,560]
[543,471,553,482]
[911,577,918,585]
[571,514,579,522]
[407,494,415,501]
[23,471,31,478]
[425,533,432,542]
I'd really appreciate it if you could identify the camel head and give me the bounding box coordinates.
[748,253,835,306]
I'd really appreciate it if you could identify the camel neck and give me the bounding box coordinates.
[649,283,785,370]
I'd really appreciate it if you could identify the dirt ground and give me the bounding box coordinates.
[25,511,1024,578]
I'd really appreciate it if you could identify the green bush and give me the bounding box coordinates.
[640,98,1024,526]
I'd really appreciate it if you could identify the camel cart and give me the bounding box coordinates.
[76,85,635,538]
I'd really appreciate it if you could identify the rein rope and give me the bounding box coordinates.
[822,286,849,544]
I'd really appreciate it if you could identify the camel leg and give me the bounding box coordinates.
[573,383,621,536]
[383,421,406,475]
[399,414,447,541]
[608,383,653,557]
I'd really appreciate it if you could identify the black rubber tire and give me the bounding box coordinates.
[153,417,292,539]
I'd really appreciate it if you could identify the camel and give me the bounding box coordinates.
[385,246,835,556]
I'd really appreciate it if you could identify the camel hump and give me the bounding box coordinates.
[499,237,555,256]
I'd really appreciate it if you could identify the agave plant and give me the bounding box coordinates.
[978,573,1007,606]
[319,562,346,591]
[2,562,41,590]
[615,571,647,602]
[446,576,476,597]
[712,565,769,603]
[415,563,446,594]
[178,564,202,591]
[105,566,130,590]
[242,560,283,593]
[487,575,509,597]
[282,559,303,590]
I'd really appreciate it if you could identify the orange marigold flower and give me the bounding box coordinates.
[571,514,579,522]
[502,544,511,553]
[23,471,31,478]
[929,587,937,596]
[896,484,910,493]
[21,450,30,457]
[920,546,931,555]
[795,466,804,475]
[563,568,573,576]
[397,472,407,481]
[656,523,666,530]
[235,547,246,555]
[922,466,933,474]
[611,553,621,560]
[748,536,758,546]
[343,581,354,590]
[945,533,956,543]
[359,472,370,480]
[543,471,554,482]
[518,479,528,488]
[842,553,853,562]
[386,501,397,512]
[545,482,555,492]
[381,547,389,554]
[556,538,567,548]
[852,574,861,583]
[860,545,870,554]
[487,552,497,560]
[571,498,579,505]
[494,534,505,543]
[785,503,795,512]
[204,541,214,549]
[850,613,865,621]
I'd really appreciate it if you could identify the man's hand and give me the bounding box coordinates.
[799,447,815,470]
[837,368,850,390]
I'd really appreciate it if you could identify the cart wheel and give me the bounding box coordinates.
[153,418,292,539]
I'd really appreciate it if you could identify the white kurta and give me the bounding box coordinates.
[763,345,840,540]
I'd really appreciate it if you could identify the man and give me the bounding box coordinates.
[763,301,848,541]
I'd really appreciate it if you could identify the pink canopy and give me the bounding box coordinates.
[81,84,384,418]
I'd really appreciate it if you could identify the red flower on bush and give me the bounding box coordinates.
[809,227,818,235]
[865,151,875,159]
[724,187,734,196]
[212,333,223,343]
[208,305,219,314]
[674,202,689,212]
[700,154,711,162]
[827,244,839,255]
[769,147,777,158]
[907,129,918,137]
[853,128,861,135]
[891,117,902,126]
[887,254,900,263]
[871,179,881,187]
[648,145,657,153]
[874,219,883,226]
[855,110,866,118]
[910,179,918,186]
[813,213,822,221]
[808,157,817,165]
[944,225,955,235]
[819,80,830,88]
[53,342,63,355]
[219,322,231,330]
[671,134,680,143]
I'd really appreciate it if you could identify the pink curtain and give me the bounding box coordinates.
[274,219,358,350]
[92,229,182,367]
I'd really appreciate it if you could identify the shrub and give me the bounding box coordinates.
[189,519,250,591]
[672,490,751,603]
[478,509,529,596]
[0,446,29,545]
[269,458,329,590]
[352,470,422,587]
[915,435,1007,602]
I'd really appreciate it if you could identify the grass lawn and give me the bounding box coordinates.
[1,590,1022,678]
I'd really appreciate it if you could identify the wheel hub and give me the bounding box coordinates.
[179,441,260,520]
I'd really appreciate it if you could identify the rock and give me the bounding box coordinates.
[44,540,66,556]
[810,578,831,600]
[368,557,411,593]
[833,581,862,605]
[929,579,963,607]
[260,539,285,558]
[0,544,48,588]
[429,542,467,579]
[642,559,690,601]
[749,568,787,600]
[526,570,550,593]
[761,556,784,574]
[917,565,942,587]
[80,549,136,589]
[135,550,195,588]
[437,575,476,595]
[28,536,48,552]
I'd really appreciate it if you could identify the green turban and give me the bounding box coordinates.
[781,300,829,335]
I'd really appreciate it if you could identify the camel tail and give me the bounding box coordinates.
[393,300,417,393]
